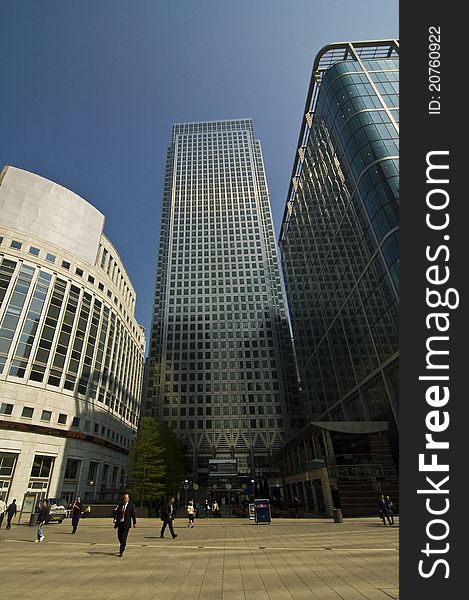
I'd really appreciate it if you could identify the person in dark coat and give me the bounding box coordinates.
[378,495,392,526]
[385,496,396,525]
[113,493,137,556]
[160,496,178,539]
[5,499,17,530]
[71,496,82,534]
[36,500,50,542]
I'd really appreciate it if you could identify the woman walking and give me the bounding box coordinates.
[187,499,195,528]
[71,496,82,534]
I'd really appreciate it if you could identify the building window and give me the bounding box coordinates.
[0,452,18,477]
[72,417,80,428]
[0,403,13,415]
[10,240,22,250]
[57,413,67,425]
[21,406,34,418]
[0,402,13,415]
[29,246,40,256]
[64,458,81,480]
[88,461,99,483]
[41,410,52,422]
[30,455,54,478]
[45,253,56,263]
[75,268,84,277]
[61,260,70,270]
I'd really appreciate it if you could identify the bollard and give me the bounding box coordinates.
[332,508,343,523]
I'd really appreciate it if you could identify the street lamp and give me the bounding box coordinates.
[88,481,94,503]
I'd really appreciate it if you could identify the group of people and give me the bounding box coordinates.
[111,493,180,557]
[378,494,396,526]
[1,495,88,543]
[111,494,230,556]
[202,498,221,517]
[0,498,17,530]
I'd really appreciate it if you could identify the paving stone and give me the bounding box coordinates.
[0,517,398,599]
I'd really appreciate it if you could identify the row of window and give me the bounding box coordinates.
[174,120,252,132]
[0,259,143,424]
[0,452,126,494]
[0,236,141,340]
[160,417,284,430]
[162,404,281,415]
[0,403,130,447]
[97,244,135,309]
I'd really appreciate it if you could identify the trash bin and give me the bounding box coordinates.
[29,512,38,526]
[254,499,272,524]
[332,508,343,523]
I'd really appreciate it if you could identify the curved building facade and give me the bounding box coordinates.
[280,41,399,431]
[0,166,145,513]
[278,41,399,513]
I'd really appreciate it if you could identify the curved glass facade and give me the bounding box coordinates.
[280,42,399,450]
[0,166,145,509]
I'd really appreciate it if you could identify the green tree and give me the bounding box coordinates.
[158,421,187,493]
[128,417,166,504]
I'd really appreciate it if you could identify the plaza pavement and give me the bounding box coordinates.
[0,516,398,600]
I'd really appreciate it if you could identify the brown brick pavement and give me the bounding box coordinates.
[0,516,399,600]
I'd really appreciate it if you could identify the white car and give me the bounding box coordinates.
[45,498,67,523]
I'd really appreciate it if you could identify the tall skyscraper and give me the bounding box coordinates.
[145,119,299,486]
[279,40,399,493]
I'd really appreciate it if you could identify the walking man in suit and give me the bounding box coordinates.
[5,499,17,530]
[113,492,137,556]
[160,496,178,539]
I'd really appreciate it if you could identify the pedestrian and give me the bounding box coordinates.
[5,499,17,530]
[378,495,392,526]
[0,497,6,528]
[203,498,210,518]
[212,499,220,517]
[36,500,50,542]
[187,499,195,528]
[71,496,82,534]
[385,496,396,525]
[160,496,178,539]
[113,492,137,557]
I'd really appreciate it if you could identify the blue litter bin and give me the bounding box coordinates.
[254,499,272,524]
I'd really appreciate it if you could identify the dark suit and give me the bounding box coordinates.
[114,501,137,555]
[6,502,17,530]
[160,501,177,538]
[378,498,392,526]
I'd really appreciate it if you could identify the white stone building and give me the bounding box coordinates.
[0,166,145,520]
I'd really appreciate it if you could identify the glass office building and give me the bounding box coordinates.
[145,119,300,486]
[279,41,399,466]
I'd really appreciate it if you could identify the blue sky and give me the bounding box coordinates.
[0,0,398,341]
